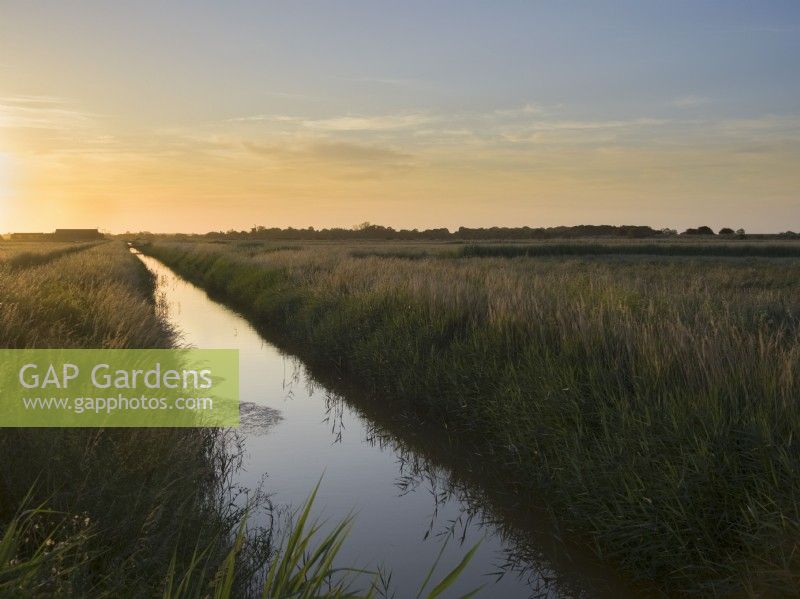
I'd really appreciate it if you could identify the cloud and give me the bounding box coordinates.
[300,113,431,132]
[715,115,800,133]
[671,95,711,108]
[243,140,414,177]
[225,114,301,123]
[330,75,423,88]
[225,112,431,132]
[493,103,545,117]
[528,118,669,131]
[498,117,674,145]
[0,95,97,130]
[261,91,319,100]
[305,141,413,164]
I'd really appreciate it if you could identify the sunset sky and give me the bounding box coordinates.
[1,1,798,233]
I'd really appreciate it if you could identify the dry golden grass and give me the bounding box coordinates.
[0,242,170,348]
[0,240,101,269]
[0,241,76,260]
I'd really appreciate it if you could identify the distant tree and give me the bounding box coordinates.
[718,227,735,235]
[736,228,746,238]
[660,228,678,236]
[682,226,715,235]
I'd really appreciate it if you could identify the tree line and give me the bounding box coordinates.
[115,223,800,242]
[175,223,742,241]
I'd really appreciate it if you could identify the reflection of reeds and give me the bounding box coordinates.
[141,239,800,595]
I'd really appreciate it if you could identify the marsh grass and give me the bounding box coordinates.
[0,497,94,596]
[0,243,246,595]
[0,241,100,270]
[460,242,800,258]
[140,239,800,595]
[350,249,433,260]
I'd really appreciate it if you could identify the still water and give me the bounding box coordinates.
[135,251,629,598]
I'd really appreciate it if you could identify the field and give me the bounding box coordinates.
[137,238,800,596]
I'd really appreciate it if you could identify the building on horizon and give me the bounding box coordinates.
[8,232,51,241]
[52,229,104,241]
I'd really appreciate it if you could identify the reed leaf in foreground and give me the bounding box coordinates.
[0,495,96,596]
[159,480,479,599]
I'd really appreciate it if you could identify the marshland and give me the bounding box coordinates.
[2,236,800,597]
[134,237,799,596]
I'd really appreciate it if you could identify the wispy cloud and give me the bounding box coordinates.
[330,75,424,88]
[0,95,97,130]
[225,114,301,123]
[243,139,414,177]
[499,117,674,144]
[300,113,431,132]
[527,117,670,131]
[225,112,431,132]
[713,115,800,137]
[493,103,546,117]
[671,95,711,108]
[261,91,319,100]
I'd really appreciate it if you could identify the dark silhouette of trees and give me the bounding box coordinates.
[682,226,715,235]
[719,228,735,235]
[194,224,668,242]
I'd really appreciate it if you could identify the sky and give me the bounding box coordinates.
[1,0,798,233]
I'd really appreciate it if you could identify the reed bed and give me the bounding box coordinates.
[460,242,800,258]
[0,241,100,269]
[0,243,242,596]
[140,239,800,596]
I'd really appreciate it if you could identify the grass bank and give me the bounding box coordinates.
[0,243,246,596]
[139,240,800,596]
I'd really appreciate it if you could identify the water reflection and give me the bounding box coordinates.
[240,402,283,436]
[261,356,622,599]
[136,250,630,599]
